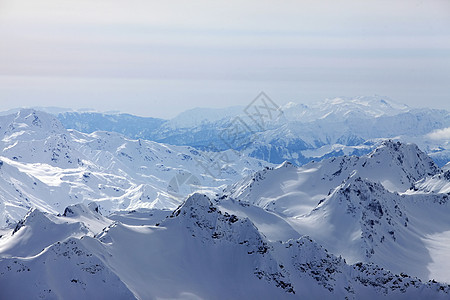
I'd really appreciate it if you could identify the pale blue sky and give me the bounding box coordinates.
[0,0,449,118]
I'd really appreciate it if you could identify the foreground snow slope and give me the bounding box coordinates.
[1,195,449,299]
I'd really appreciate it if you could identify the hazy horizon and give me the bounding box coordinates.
[1,0,449,118]
[0,93,444,121]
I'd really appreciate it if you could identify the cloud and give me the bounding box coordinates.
[427,127,450,140]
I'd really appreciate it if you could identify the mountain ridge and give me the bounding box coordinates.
[46,95,450,167]
[1,193,450,299]
[0,105,450,299]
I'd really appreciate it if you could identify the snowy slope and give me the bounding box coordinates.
[0,109,271,227]
[222,141,450,283]
[289,176,450,279]
[226,140,439,217]
[412,169,450,194]
[0,203,132,299]
[1,195,449,299]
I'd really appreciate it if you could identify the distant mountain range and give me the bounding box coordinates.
[53,95,450,166]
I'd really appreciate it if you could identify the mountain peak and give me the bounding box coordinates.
[0,109,66,144]
[13,109,65,132]
[312,175,409,260]
[277,161,295,169]
[172,193,213,216]
[62,203,102,218]
[168,193,269,249]
[167,106,243,128]
[12,208,51,235]
[278,95,411,124]
[368,140,439,180]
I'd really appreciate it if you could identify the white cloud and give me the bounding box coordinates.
[427,127,450,140]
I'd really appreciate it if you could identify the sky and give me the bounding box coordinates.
[0,0,449,118]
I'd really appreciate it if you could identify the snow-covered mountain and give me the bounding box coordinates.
[1,106,450,299]
[221,140,450,284]
[54,95,450,166]
[1,194,449,299]
[225,140,439,216]
[57,112,165,139]
[279,95,409,123]
[412,168,450,194]
[0,109,270,227]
